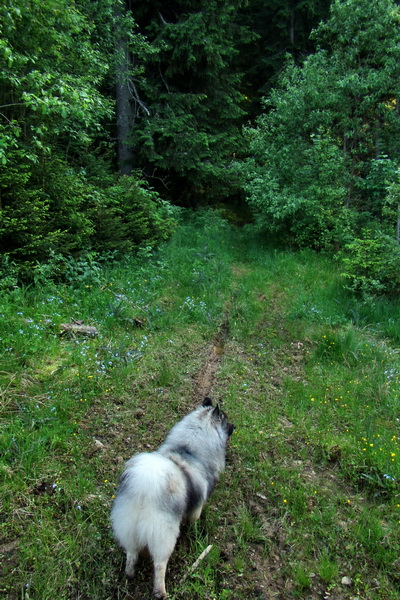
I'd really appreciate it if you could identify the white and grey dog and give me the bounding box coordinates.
[111,397,235,599]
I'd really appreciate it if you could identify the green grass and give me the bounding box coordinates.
[1,212,400,599]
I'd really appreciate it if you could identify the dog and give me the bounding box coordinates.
[111,397,235,599]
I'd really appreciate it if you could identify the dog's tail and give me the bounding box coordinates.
[111,453,185,554]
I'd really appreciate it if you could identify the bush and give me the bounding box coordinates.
[0,156,95,268]
[244,125,354,250]
[0,157,179,284]
[340,231,400,296]
[90,176,179,255]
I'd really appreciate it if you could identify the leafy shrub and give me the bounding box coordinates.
[244,0,400,249]
[340,231,400,296]
[382,166,400,232]
[0,255,19,289]
[244,127,354,249]
[0,156,97,282]
[90,176,179,255]
[0,157,178,284]
[31,250,104,286]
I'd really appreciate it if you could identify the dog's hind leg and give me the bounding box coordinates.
[187,503,203,522]
[125,549,139,579]
[152,561,169,599]
[149,526,179,599]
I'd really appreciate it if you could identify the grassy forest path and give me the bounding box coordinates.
[183,253,400,600]
[1,214,400,599]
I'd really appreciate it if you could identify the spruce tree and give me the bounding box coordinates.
[127,0,249,203]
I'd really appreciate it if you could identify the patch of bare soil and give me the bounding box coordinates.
[191,320,230,403]
[191,343,223,402]
[0,538,19,592]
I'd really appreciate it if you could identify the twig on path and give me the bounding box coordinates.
[180,544,214,584]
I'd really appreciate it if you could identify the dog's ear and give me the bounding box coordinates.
[202,397,213,407]
[212,404,221,419]
[227,423,235,437]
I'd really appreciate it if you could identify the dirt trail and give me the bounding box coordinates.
[191,319,230,403]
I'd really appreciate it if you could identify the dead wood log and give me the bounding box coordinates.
[60,323,98,337]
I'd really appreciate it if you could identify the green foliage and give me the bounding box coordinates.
[4,0,400,280]
[90,176,179,255]
[0,0,178,282]
[0,0,104,273]
[0,0,112,163]
[129,0,249,202]
[31,251,104,286]
[340,231,400,295]
[245,124,354,248]
[0,254,19,289]
[244,0,400,248]
[382,165,400,232]
[0,154,179,283]
[0,158,58,264]
[0,156,95,277]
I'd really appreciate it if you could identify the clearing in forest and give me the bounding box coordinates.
[1,214,400,599]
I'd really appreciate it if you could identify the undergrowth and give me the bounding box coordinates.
[1,212,399,599]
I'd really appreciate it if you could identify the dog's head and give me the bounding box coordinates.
[202,397,235,437]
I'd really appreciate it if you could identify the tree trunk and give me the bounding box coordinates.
[114,1,134,176]
[289,0,298,49]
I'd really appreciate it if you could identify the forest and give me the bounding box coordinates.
[2,2,400,599]
[1,0,400,295]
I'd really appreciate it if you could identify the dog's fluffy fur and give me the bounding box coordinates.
[111,397,234,598]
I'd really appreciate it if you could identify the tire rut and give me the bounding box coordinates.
[192,318,230,403]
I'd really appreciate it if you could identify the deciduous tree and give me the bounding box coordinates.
[245,0,400,248]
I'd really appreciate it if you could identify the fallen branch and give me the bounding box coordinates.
[60,323,98,337]
[180,544,213,584]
